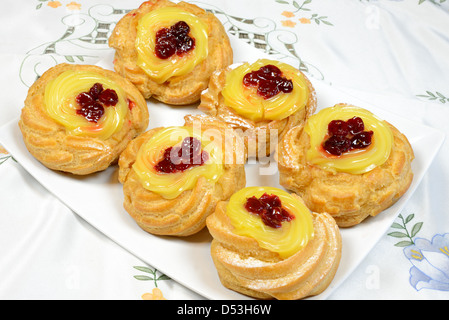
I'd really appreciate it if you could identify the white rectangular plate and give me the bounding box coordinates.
[0,36,444,300]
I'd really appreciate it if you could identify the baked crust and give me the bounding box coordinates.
[118,115,246,236]
[206,194,342,300]
[277,109,415,227]
[18,63,149,175]
[198,65,316,157]
[108,0,233,105]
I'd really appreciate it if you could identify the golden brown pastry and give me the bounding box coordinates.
[206,186,342,300]
[277,104,414,227]
[118,114,246,236]
[199,59,316,157]
[109,0,233,105]
[18,63,149,175]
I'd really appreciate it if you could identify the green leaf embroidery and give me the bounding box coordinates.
[388,231,410,239]
[36,0,50,10]
[388,214,423,247]
[134,275,154,281]
[0,155,15,165]
[65,56,75,63]
[133,266,171,288]
[133,266,153,274]
[157,274,171,281]
[395,240,415,248]
[419,0,446,5]
[417,91,449,104]
[411,222,423,238]
[405,214,415,224]
[391,222,406,230]
[278,0,334,26]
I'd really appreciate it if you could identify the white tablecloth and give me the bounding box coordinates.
[1,0,448,300]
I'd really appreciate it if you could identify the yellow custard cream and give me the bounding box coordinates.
[221,59,309,122]
[135,7,209,84]
[132,126,224,199]
[226,186,314,258]
[305,104,393,174]
[44,70,128,140]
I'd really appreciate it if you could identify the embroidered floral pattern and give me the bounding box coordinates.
[36,0,81,10]
[418,0,447,5]
[142,288,167,300]
[66,1,81,10]
[417,91,449,104]
[133,266,171,287]
[21,4,131,87]
[405,234,449,291]
[133,266,171,300]
[0,155,14,166]
[47,1,61,9]
[277,0,333,27]
[281,20,297,28]
[0,147,14,166]
[389,213,423,247]
[282,11,295,18]
[389,214,449,292]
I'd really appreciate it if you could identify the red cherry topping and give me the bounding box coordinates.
[89,83,103,99]
[323,117,373,156]
[154,137,209,174]
[75,83,119,123]
[328,120,349,136]
[76,102,104,124]
[351,131,374,149]
[76,92,95,108]
[243,65,294,100]
[155,21,195,60]
[244,193,294,229]
[98,89,119,106]
[323,135,351,156]
[347,116,365,135]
